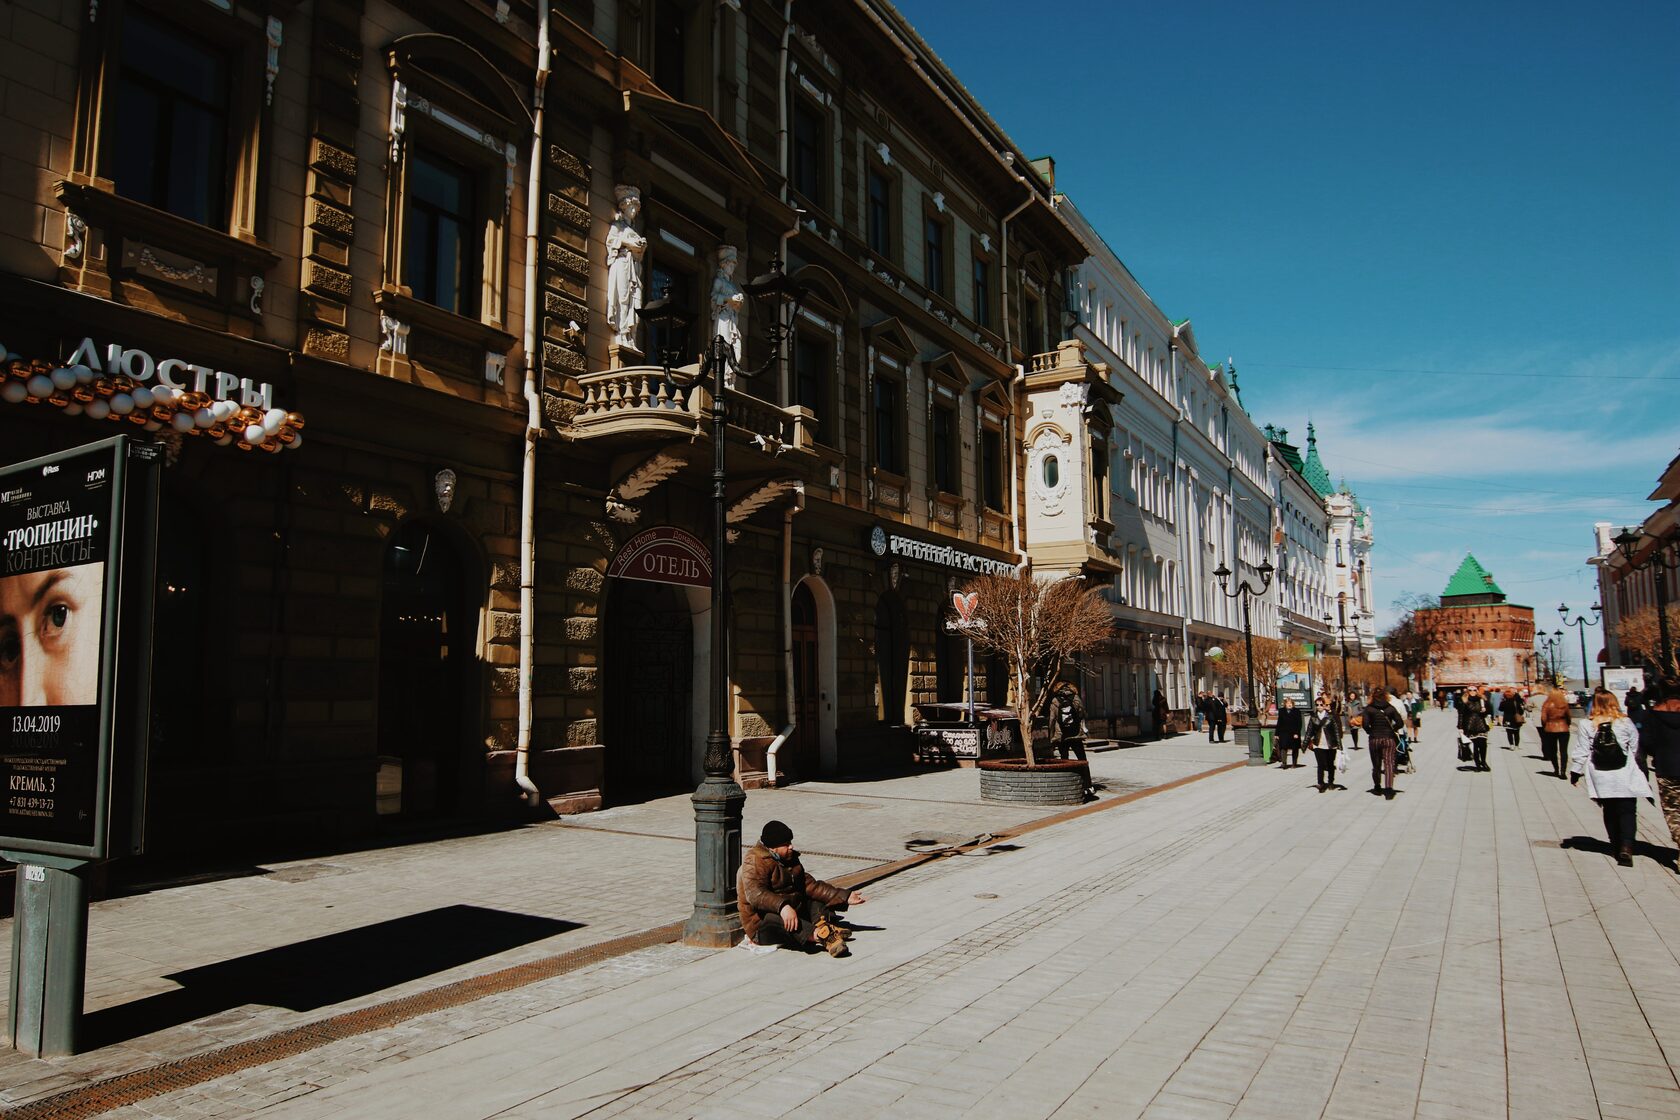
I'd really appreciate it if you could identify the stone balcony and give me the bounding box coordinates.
[570,365,817,462]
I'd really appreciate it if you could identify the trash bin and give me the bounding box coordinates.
[1259,728,1274,762]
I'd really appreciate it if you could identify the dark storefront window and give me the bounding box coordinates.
[404,151,481,317]
[113,11,230,227]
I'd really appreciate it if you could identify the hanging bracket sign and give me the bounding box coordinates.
[607,526,712,588]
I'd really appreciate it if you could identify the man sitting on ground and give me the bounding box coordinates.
[739,820,866,955]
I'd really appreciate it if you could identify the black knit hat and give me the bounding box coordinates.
[760,820,793,847]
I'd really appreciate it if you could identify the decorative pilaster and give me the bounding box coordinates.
[300,0,364,361]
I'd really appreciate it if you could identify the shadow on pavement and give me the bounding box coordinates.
[81,905,580,1048]
[1559,835,1679,870]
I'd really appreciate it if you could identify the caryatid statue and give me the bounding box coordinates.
[605,185,646,352]
[710,245,745,371]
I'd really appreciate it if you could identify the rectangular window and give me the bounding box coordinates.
[932,403,958,493]
[404,150,481,317]
[652,0,689,101]
[874,375,902,474]
[113,11,230,227]
[972,257,991,329]
[793,332,829,444]
[981,425,1004,511]
[648,261,695,361]
[792,98,824,205]
[1024,292,1044,355]
[867,167,892,257]
[924,214,946,297]
[1091,438,1108,520]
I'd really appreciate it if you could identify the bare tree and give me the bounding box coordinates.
[1384,593,1446,684]
[1616,605,1680,677]
[961,571,1112,765]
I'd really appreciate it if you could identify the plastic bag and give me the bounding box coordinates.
[1335,748,1349,773]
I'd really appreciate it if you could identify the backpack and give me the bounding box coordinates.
[1589,721,1627,771]
[1055,696,1080,734]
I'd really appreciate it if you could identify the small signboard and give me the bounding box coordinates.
[1275,659,1313,708]
[606,526,712,588]
[1601,666,1646,713]
[0,438,129,859]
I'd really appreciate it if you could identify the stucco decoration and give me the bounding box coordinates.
[605,186,646,353]
[433,469,458,513]
[1027,423,1072,517]
[1058,381,1090,411]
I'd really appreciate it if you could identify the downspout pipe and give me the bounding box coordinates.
[765,481,806,786]
[514,5,552,808]
[776,0,796,403]
[1170,332,1191,711]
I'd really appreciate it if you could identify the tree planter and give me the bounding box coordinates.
[977,758,1088,806]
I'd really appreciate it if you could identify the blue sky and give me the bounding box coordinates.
[895,0,1680,664]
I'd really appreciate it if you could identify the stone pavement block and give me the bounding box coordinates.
[1138,1090,1237,1120]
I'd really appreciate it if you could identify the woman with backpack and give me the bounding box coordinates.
[1458,686,1494,771]
[1568,690,1651,867]
[1498,690,1526,750]
[1360,687,1404,799]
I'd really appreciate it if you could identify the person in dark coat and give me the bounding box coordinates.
[1638,678,1680,859]
[1306,696,1344,791]
[1152,689,1171,739]
[1458,685,1494,771]
[1498,690,1525,749]
[1204,692,1228,743]
[738,820,864,955]
[1360,688,1404,798]
[1274,697,1304,768]
[1047,682,1094,798]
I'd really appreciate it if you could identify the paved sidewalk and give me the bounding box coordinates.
[0,734,1234,1108]
[23,708,1675,1120]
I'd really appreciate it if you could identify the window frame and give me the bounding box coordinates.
[873,366,906,477]
[969,240,994,332]
[865,159,896,261]
[922,200,951,300]
[790,92,828,210]
[790,324,834,447]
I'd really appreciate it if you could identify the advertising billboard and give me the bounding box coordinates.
[0,438,129,859]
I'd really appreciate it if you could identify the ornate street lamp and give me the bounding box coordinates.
[1214,557,1275,765]
[1322,594,1360,705]
[1558,602,1601,693]
[1539,631,1563,684]
[642,258,809,948]
[1611,527,1676,674]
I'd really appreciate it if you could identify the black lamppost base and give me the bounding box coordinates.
[1246,725,1267,766]
[683,771,747,948]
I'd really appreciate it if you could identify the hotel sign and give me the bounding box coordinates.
[607,526,712,588]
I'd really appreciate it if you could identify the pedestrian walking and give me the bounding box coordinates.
[1048,681,1094,798]
[1637,678,1680,866]
[1345,691,1362,749]
[1275,697,1304,767]
[1152,689,1170,739]
[1625,683,1647,729]
[1568,691,1651,868]
[1205,692,1228,743]
[1498,689,1525,750]
[1458,685,1494,771]
[1540,687,1572,779]
[1360,687,1404,799]
[1306,696,1343,792]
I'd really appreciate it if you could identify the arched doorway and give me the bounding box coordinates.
[875,591,908,724]
[604,579,694,801]
[377,521,480,818]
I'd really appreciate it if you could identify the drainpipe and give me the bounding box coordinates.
[513,4,551,808]
[776,0,796,403]
[1170,333,1191,710]
[764,481,806,785]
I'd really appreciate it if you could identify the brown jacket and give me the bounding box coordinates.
[737,842,849,941]
[1541,691,1571,733]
